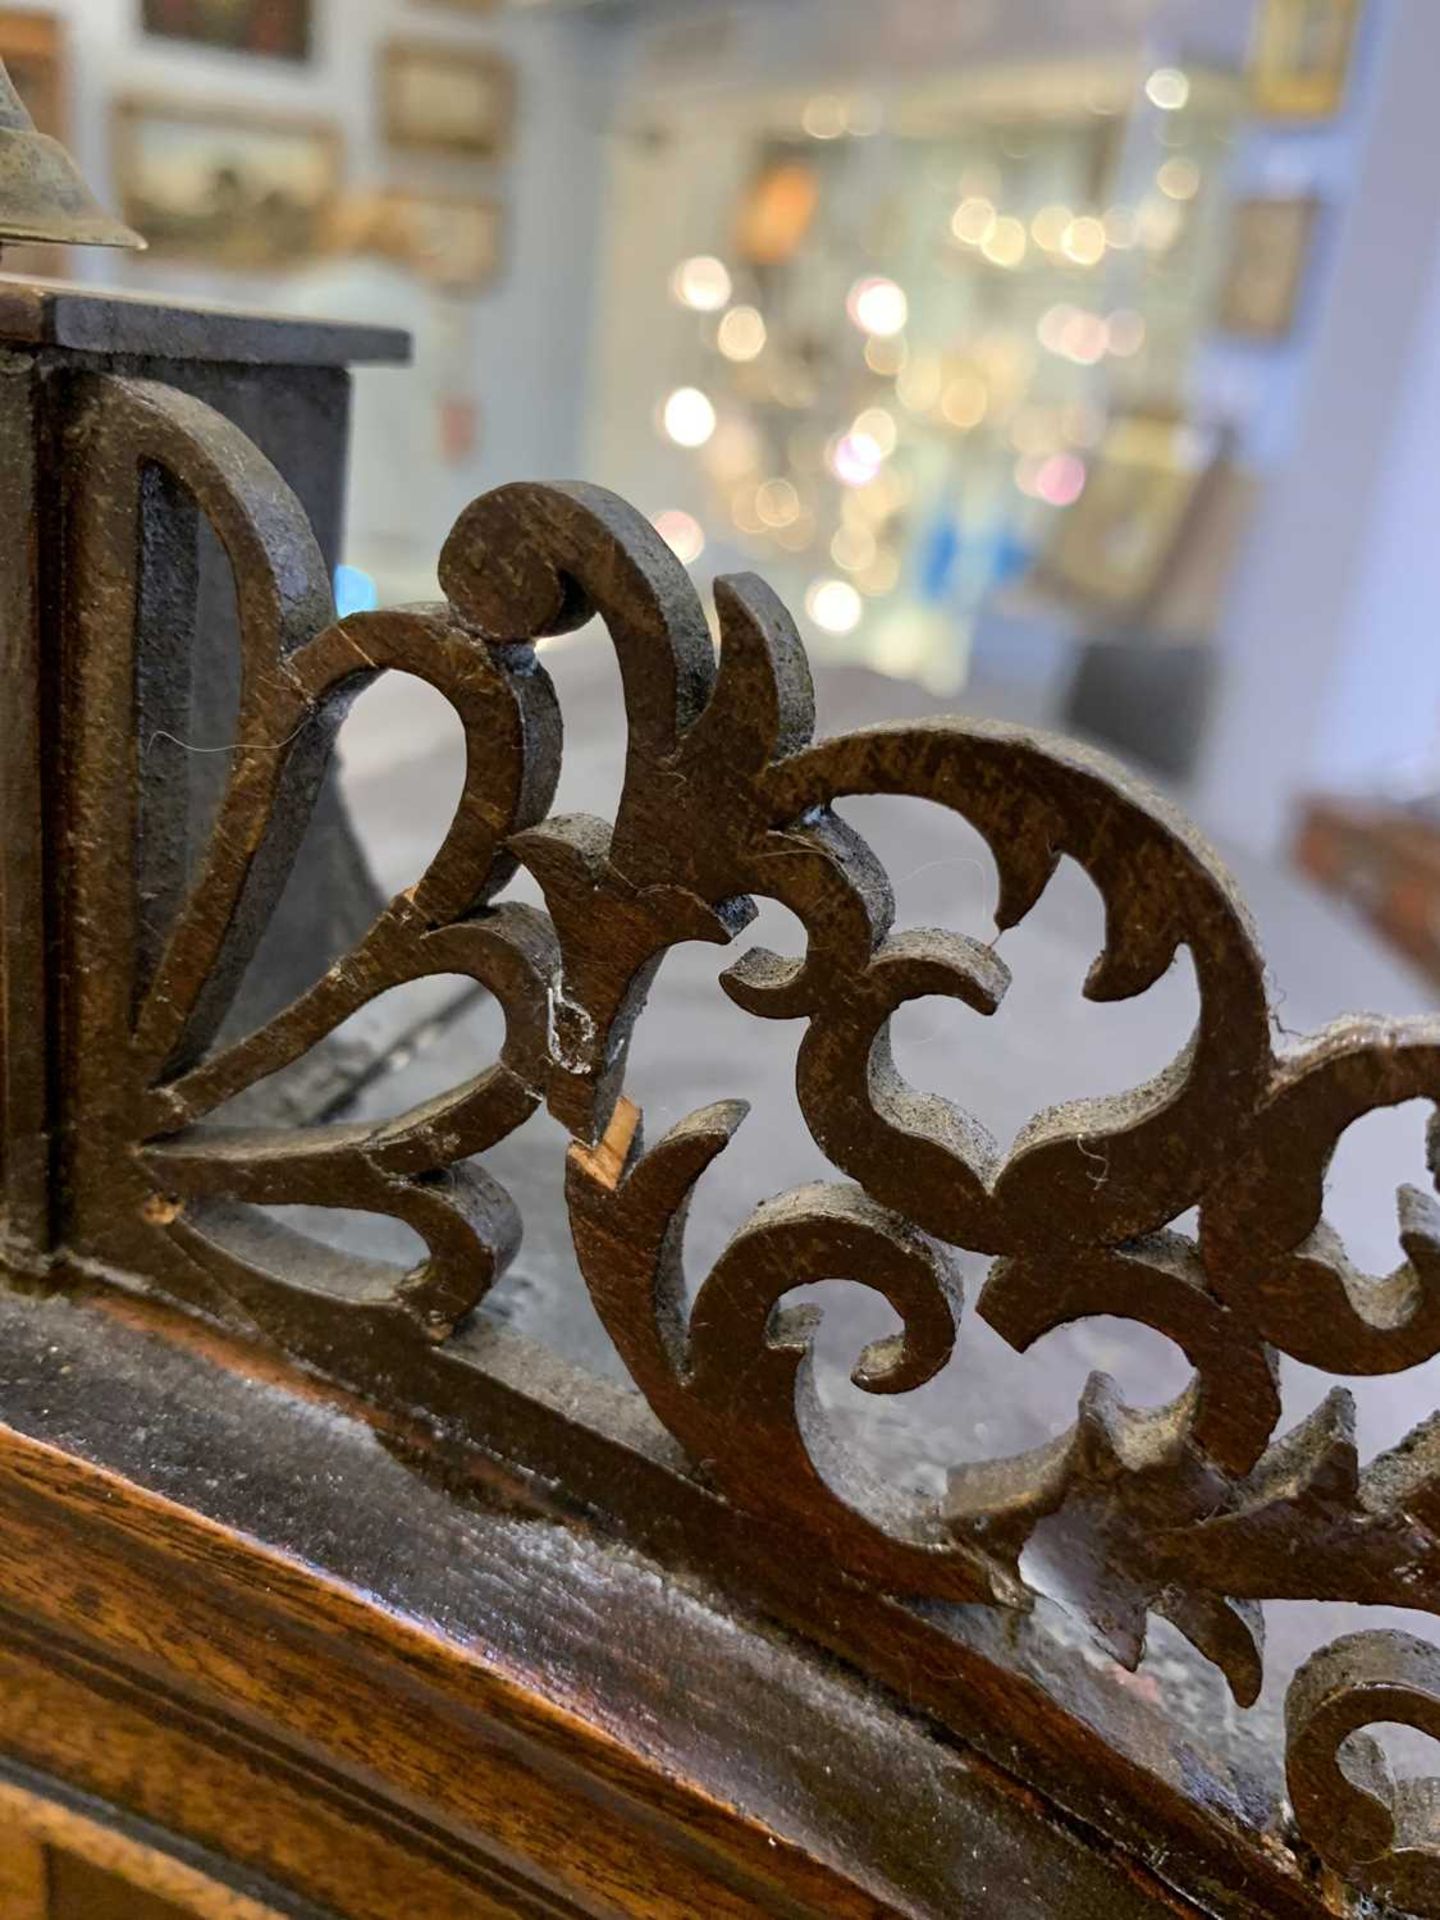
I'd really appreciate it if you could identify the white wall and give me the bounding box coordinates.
[598,0,1253,99]
[1307,211,1440,792]
[35,0,615,535]
[1194,0,1440,851]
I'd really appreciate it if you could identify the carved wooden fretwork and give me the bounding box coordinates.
[50,374,1440,1913]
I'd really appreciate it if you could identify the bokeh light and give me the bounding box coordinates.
[651,508,706,563]
[851,406,899,456]
[671,255,732,312]
[1105,308,1147,357]
[846,275,909,337]
[802,94,847,140]
[1061,215,1106,265]
[981,216,1027,268]
[951,196,998,245]
[662,386,717,448]
[1035,451,1087,506]
[1157,156,1201,201]
[1031,203,1073,252]
[756,477,802,527]
[717,305,767,361]
[805,577,864,634]
[829,430,887,486]
[1145,67,1191,111]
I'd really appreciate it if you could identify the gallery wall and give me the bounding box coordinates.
[15,0,1434,858]
[32,0,616,580]
[1308,226,1440,794]
[584,0,1270,701]
[588,0,1437,860]
[1194,0,1440,851]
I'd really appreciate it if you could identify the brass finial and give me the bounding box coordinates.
[0,58,144,252]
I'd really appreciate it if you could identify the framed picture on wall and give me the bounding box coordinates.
[379,189,504,290]
[1218,196,1320,339]
[0,9,63,135]
[112,97,341,270]
[1036,414,1224,616]
[0,9,68,275]
[381,40,514,160]
[734,157,820,267]
[1249,0,1362,120]
[141,0,313,62]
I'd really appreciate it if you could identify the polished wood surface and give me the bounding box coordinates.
[0,1279,1206,1919]
[0,1777,271,1918]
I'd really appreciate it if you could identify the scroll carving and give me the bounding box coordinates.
[1287,1630,1440,1911]
[52,372,1440,1911]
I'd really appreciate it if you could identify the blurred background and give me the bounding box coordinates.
[11,0,1440,978]
[11,0,1440,1732]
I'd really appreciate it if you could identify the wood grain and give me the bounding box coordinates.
[0,1281,1208,1919]
[0,1775,277,1918]
[0,1809,48,1920]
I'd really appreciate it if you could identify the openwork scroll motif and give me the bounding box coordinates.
[57,375,1440,1906]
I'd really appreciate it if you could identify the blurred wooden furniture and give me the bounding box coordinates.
[1298,793,1440,990]
[0,9,69,279]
